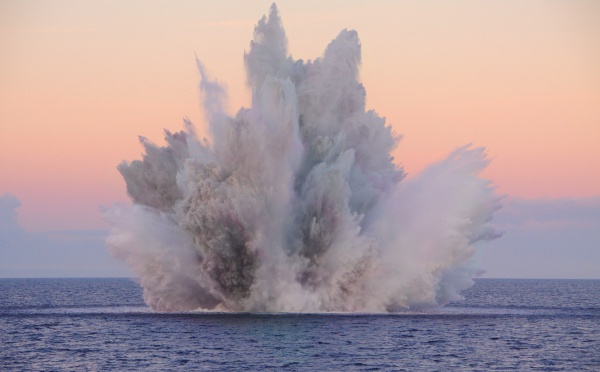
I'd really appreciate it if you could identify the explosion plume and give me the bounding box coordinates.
[106,4,501,312]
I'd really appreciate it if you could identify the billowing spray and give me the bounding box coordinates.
[105,4,502,312]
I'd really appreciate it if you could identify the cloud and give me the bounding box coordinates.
[493,196,600,228]
[0,194,131,278]
[2,193,598,279]
[477,196,600,279]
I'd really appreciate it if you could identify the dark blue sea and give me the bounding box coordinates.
[1,278,599,371]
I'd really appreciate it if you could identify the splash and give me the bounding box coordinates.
[105,4,501,312]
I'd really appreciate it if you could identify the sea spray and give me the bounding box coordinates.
[105,4,502,312]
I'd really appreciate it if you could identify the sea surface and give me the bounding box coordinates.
[1,278,599,371]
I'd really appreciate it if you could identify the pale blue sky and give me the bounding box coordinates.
[1,193,599,278]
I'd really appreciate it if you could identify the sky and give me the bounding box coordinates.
[1,0,599,278]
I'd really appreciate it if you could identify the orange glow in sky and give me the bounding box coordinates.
[1,1,599,231]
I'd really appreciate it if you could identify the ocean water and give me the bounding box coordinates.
[1,278,598,371]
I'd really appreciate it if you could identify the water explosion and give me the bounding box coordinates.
[106,5,501,312]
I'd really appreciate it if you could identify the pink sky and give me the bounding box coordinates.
[1,1,599,232]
